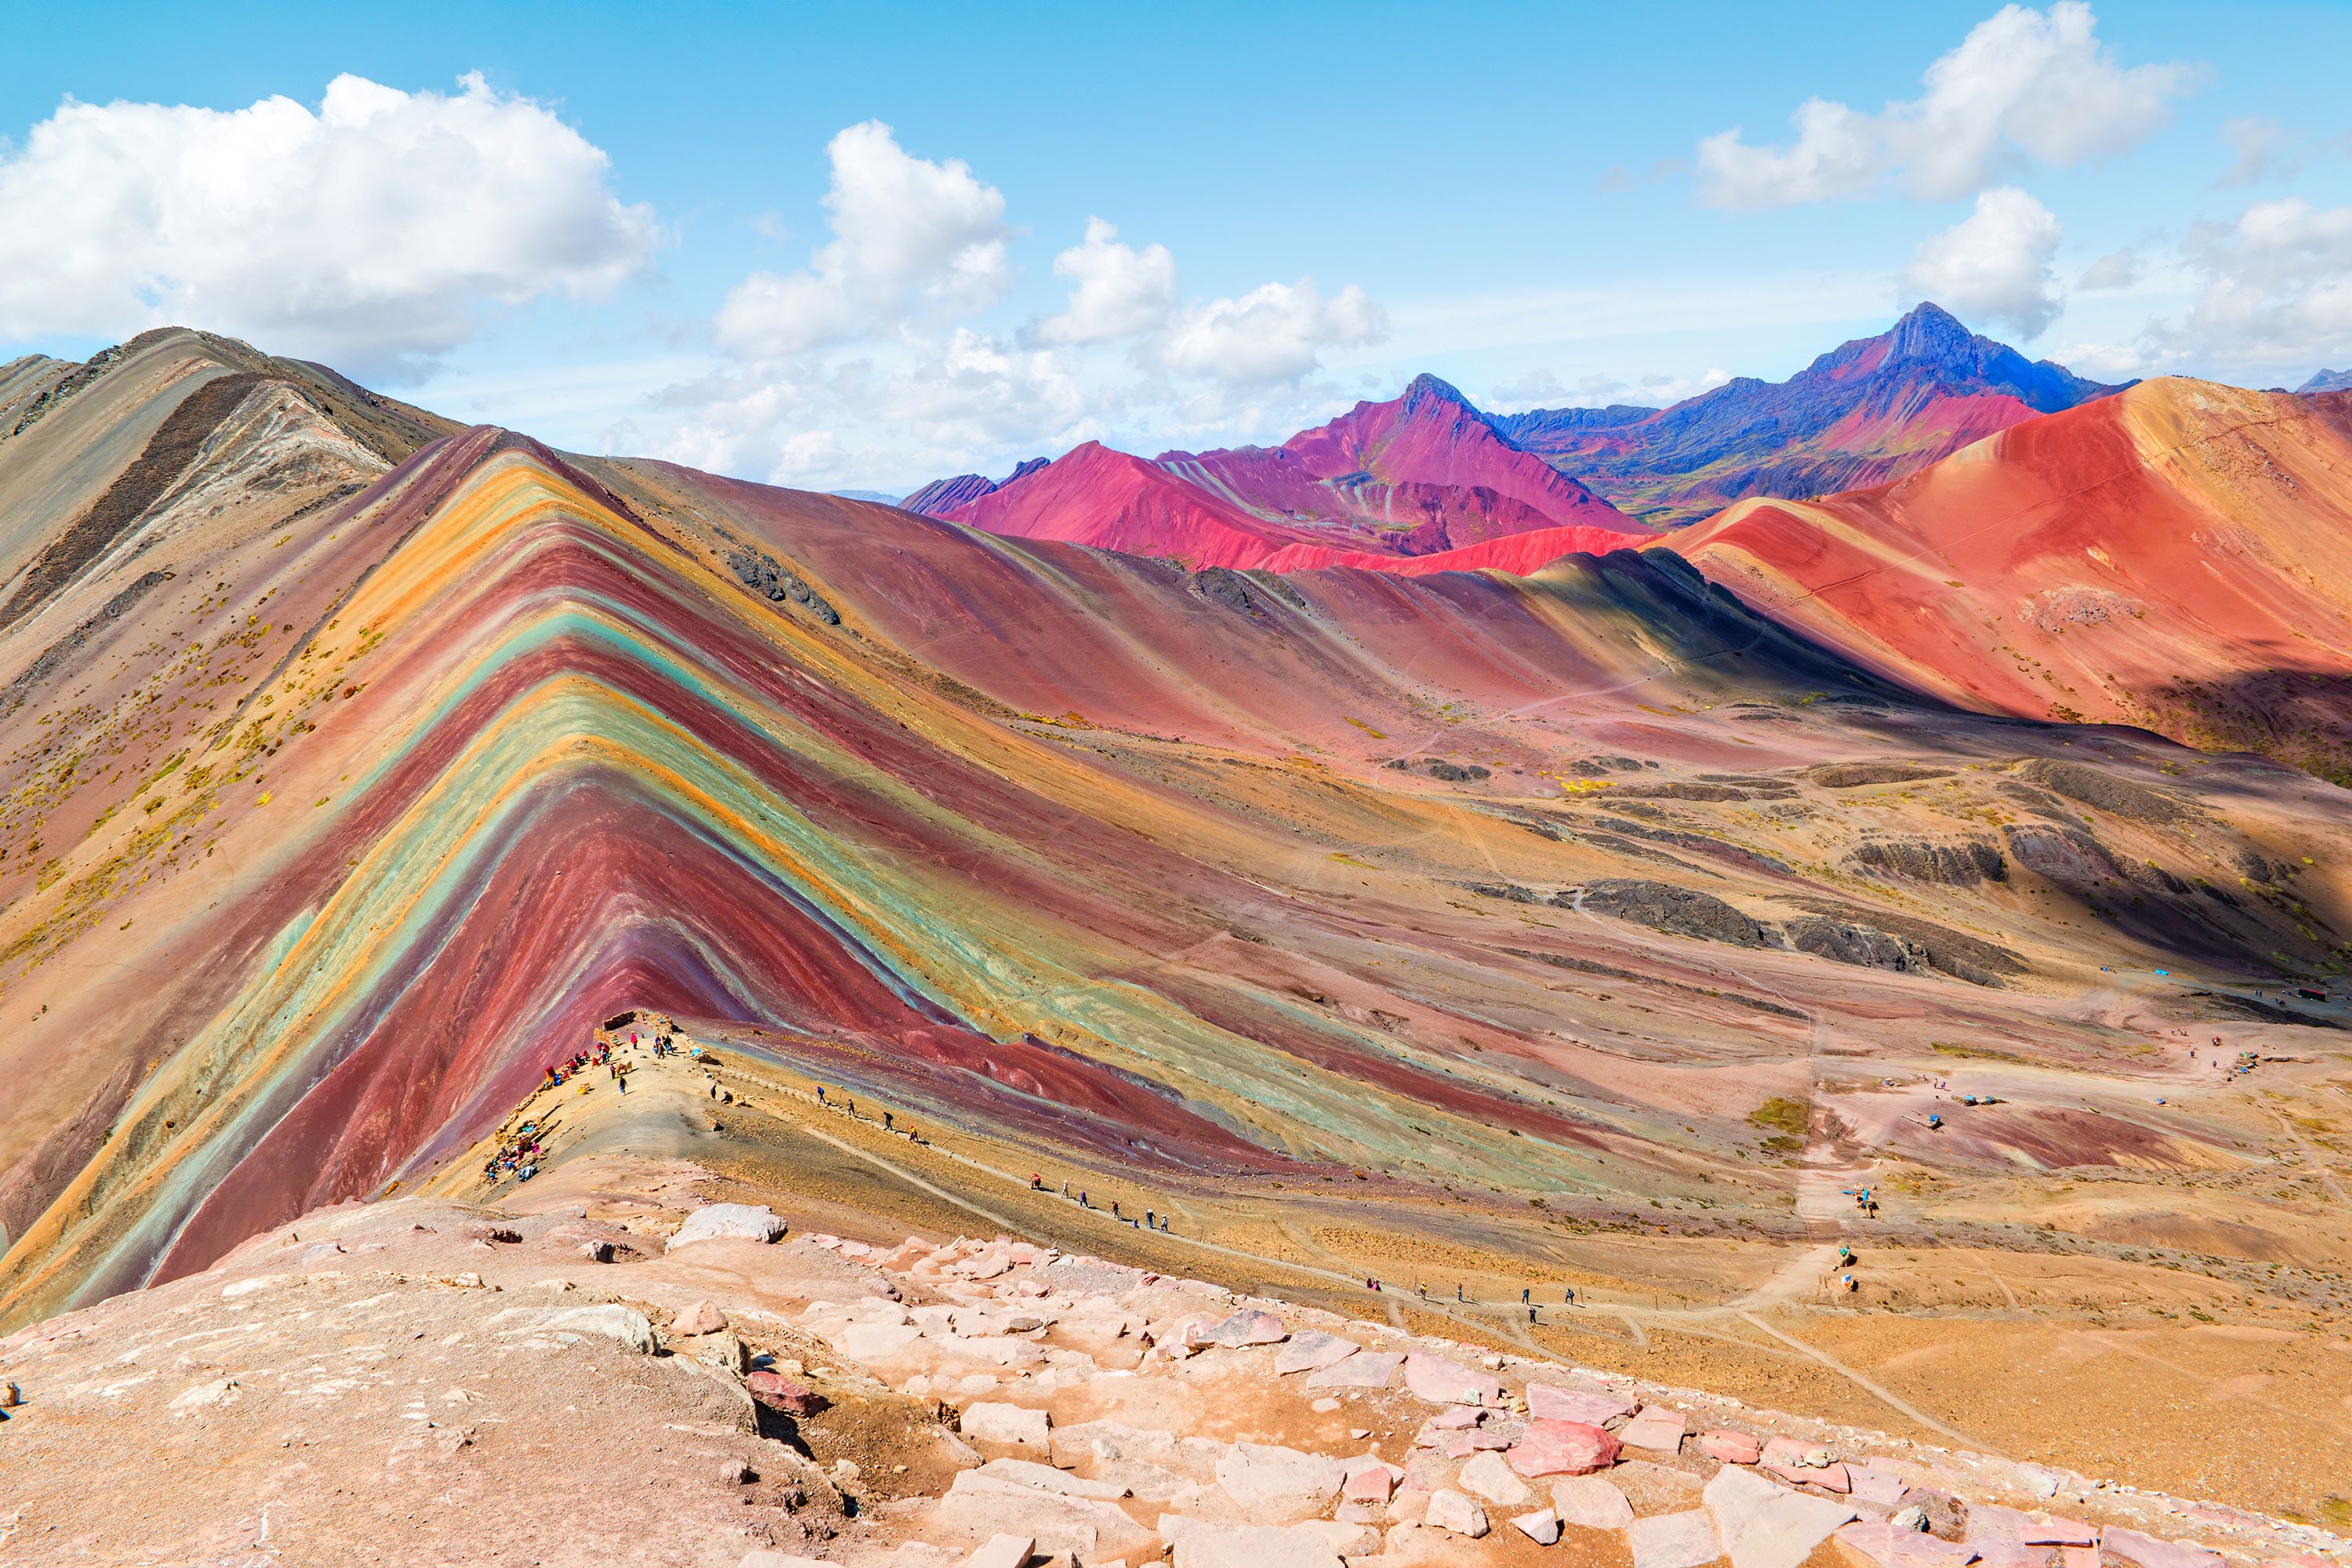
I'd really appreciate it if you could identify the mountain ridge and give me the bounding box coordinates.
[1497,302,2126,523]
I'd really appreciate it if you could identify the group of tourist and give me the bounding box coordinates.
[484,1118,544,1183]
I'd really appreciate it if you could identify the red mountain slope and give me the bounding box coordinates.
[1159,373,1639,553]
[940,375,1650,572]
[1668,379,2352,779]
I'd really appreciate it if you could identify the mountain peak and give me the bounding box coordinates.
[1400,372,1476,415]
[1884,300,1974,359]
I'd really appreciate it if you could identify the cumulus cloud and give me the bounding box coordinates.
[714,121,1012,358]
[2157,197,2352,368]
[1699,3,2195,209]
[1159,278,1387,387]
[0,73,659,377]
[1903,187,2065,337]
[1037,218,1176,345]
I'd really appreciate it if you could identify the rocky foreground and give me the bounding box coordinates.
[1,1194,2343,1568]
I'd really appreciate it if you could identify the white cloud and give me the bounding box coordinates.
[1486,367,1730,413]
[880,329,1091,447]
[2154,197,2352,368]
[1699,2,2195,209]
[658,328,1094,486]
[1159,278,1387,387]
[714,121,1012,358]
[0,73,658,377]
[2077,248,2143,290]
[1697,99,1883,210]
[1491,368,1569,406]
[769,430,851,483]
[1903,187,2065,337]
[1038,218,1176,345]
[2216,116,2286,188]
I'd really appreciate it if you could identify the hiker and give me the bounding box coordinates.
[816,1087,826,1105]
[1564,1287,1575,1305]
[1417,1283,1426,1300]
[883,1111,893,1132]
[1146,1209,1156,1229]
[1111,1200,1121,1219]
[1529,1306,1538,1324]
[1079,1190,1089,1208]
[1521,1287,1530,1305]
[1061,1180,1070,1198]
[1455,1283,1464,1302]
[1031,1174,1043,1191]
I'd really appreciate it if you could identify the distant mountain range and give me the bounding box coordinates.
[1495,302,2125,523]
[2300,368,2352,395]
[913,372,1651,572]
[902,303,2125,564]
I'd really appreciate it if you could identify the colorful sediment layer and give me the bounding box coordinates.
[3,328,2351,1414]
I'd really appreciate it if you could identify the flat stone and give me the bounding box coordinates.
[967,1535,1036,1568]
[1306,1350,1402,1390]
[837,1322,924,1360]
[1403,1352,1501,1406]
[1425,1489,1490,1538]
[962,1401,1052,1451]
[1622,1406,1689,1454]
[1629,1508,1724,1568]
[673,1300,729,1336]
[1706,1465,1857,1568]
[1528,1384,1639,1425]
[1342,1461,1396,1503]
[1215,1441,1344,1524]
[1514,1508,1564,1545]
[1508,1418,1621,1477]
[542,1305,657,1352]
[978,1457,1131,1500]
[1430,1406,1485,1430]
[1963,1510,2054,1568]
[1846,1467,1909,1507]
[1275,1331,1359,1376]
[1166,1521,1348,1568]
[1700,1430,1764,1465]
[1457,1450,1533,1506]
[1837,1522,1983,1568]
[1552,1474,1636,1530]
[936,1471,1155,1560]
[2102,1530,2224,1568]
[669,1203,787,1248]
[1198,1309,1288,1347]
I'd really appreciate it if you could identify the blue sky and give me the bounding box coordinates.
[4,1,2350,492]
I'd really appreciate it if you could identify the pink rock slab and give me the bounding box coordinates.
[1507,1419,1621,1478]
